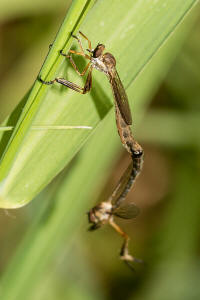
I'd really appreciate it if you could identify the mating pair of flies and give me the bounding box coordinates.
[40,31,144,269]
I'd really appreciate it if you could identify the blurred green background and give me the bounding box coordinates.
[0,1,200,300]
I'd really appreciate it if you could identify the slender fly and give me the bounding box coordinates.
[40,32,144,269]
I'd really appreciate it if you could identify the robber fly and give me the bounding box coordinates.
[88,158,143,267]
[40,32,144,268]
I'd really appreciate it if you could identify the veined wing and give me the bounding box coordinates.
[109,163,133,207]
[109,69,132,125]
[109,161,140,219]
[113,202,140,219]
[110,162,138,206]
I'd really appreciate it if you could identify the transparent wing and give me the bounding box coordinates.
[109,162,134,209]
[109,69,132,125]
[113,202,140,219]
[109,160,140,219]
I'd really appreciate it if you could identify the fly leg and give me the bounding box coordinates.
[60,32,92,76]
[40,31,94,94]
[68,31,92,53]
[109,219,142,270]
[79,31,92,51]
[40,66,93,94]
[109,219,133,261]
[60,50,91,77]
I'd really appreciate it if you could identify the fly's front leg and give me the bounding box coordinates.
[79,31,92,51]
[61,49,90,59]
[60,31,91,60]
[71,31,92,53]
[40,66,93,94]
[71,33,85,55]
[60,33,91,77]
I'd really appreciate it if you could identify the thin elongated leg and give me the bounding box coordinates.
[59,31,92,77]
[67,31,92,58]
[79,31,92,51]
[71,33,85,54]
[70,59,91,76]
[60,48,91,76]
[70,31,92,53]
[109,219,142,269]
[70,31,92,56]
[63,52,91,76]
[60,50,90,63]
[60,33,91,59]
[40,66,93,94]
[62,49,91,60]
[108,219,133,261]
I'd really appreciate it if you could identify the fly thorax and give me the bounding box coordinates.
[102,53,116,69]
[97,201,112,222]
[89,201,112,224]
[91,57,108,73]
[100,201,112,213]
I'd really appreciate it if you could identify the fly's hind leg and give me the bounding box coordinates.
[109,219,142,270]
[109,219,134,261]
[40,66,93,94]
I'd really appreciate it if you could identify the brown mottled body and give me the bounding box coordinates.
[115,104,143,156]
[40,32,144,269]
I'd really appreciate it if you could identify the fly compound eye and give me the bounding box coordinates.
[93,44,105,58]
[88,208,97,224]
